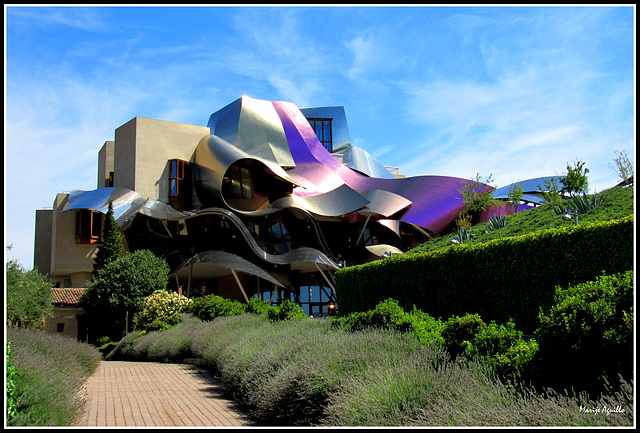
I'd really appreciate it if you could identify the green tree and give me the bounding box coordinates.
[560,160,589,198]
[507,182,524,212]
[457,173,500,223]
[92,200,124,277]
[6,247,54,329]
[536,177,563,206]
[79,249,170,342]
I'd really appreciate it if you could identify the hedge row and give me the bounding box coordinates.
[335,215,633,333]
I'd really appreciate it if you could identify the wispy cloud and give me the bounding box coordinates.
[396,8,633,191]
[7,6,109,32]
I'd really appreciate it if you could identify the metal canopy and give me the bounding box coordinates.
[172,250,285,287]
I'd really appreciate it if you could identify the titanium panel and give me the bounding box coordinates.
[62,187,147,228]
[272,100,474,234]
[135,199,340,271]
[208,96,295,168]
[172,250,285,287]
[339,146,396,179]
[270,184,370,217]
[359,189,412,218]
[193,133,300,210]
[365,244,403,257]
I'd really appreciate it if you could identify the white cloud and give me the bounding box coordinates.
[346,34,378,79]
[7,6,109,32]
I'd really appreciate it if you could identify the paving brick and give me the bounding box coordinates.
[77,361,255,427]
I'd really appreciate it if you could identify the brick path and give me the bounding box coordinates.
[77,361,255,427]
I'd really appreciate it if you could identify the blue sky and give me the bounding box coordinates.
[4,5,635,270]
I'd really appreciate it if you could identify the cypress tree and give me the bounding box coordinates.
[93,199,125,277]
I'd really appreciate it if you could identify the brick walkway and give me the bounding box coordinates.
[77,361,255,427]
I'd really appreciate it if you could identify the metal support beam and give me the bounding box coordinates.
[315,262,337,297]
[231,269,250,304]
[268,287,277,305]
[355,212,372,246]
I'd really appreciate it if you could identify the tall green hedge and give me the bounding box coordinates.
[335,215,633,333]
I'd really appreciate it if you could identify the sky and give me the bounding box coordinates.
[4,5,636,270]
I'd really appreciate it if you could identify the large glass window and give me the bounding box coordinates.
[223,165,253,199]
[298,279,335,317]
[306,118,333,152]
[253,280,335,317]
[75,209,102,244]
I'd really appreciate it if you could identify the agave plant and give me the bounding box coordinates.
[488,215,508,231]
[551,192,603,220]
[451,227,475,244]
[567,192,604,214]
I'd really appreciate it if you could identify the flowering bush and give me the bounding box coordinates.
[135,289,193,331]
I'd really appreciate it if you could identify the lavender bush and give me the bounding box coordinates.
[6,326,101,426]
[108,313,633,426]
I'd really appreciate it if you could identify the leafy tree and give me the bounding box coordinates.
[560,160,589,198]
[457,173,500,223]
[608,150,634,185]
[92,200,124,277]
[507,182,524,212]
[78,249,170,343]
[536,176,563,206]
[6,246,54,329]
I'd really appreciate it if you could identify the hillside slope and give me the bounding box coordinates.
[407,184,634,255]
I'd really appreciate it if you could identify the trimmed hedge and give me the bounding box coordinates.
[335,215,633,333]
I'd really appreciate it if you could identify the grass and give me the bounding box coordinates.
[6,326,102,426]
[108,313,634,426]
[408,185,634,254]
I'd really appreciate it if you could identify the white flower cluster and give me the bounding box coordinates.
[138,289,193,324]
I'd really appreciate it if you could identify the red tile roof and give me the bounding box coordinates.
[52,288,86,306]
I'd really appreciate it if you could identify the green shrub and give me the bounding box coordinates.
[441,314,486,358]
[247,297,272,316]
[533,271,634,397]
[266,299,307,322]
[145,318,174,332]
[493,339,539,380]
[331,299,415,333]
[336,215,634,333]
[404,306,446,347]
[188,294,248,321]
[468,320,523,358]
[96,336,119,357]
[336,302,537,382]
[135,289,193,331]
[6,340,21,423]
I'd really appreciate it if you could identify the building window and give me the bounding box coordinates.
[108,171,114,187]
[306,118,333,152]
[298,280,335,317]
[56,323,65,333]
[169,159,192,210]
[223,165,254,199]
[75,209,102,244]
